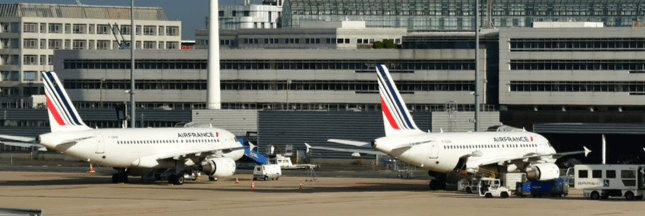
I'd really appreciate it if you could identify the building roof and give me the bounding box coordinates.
[0,3,168,21]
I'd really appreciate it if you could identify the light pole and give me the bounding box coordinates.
[474,0,480,132]
[130,0,136,128]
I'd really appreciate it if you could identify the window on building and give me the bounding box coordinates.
[143,41,156,49]
[166,42,178,49]
[48,55,53,65]
[88,40,94,49]
[136,25,141,35]
[158,26,164,36]
[72,40,86,49]
[64,24,71,34]
[136,41,141,49]
[337,38,344,44]
[88,24,94,34]
[244,11,250,16]
[39,55,45,65]
[10,23,19,33]
[219,11,224,16]
[48,23,62,33]
[345,38,350,44]
[49,39,62,49]
[97,25,110,34]
[120,25,131,35]
[40,39,45,49]
[23,22,37,33]
[232,11,237,16]
[143,26,156,35]
[23,71,36,81]
[23,55,37,65]
[73,24,86,34]
[158,41,164,49]
[97,40,110,50]
[39,23,46,33]
[23,39,37,49]
[166,26,179,36]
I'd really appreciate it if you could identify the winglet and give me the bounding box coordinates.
[583,146,591,157]
[304,143,311,153]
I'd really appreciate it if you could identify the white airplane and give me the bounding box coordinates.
[0,71,245,185]
[307,65,591,189]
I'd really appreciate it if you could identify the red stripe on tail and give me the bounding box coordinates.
[46,95,66,126]
[380,96,400,130]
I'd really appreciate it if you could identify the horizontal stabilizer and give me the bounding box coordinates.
[327,139,371,147]
[0,135,36,143]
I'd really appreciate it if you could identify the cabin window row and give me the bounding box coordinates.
[443,143,537,149]
[116,139,219,145]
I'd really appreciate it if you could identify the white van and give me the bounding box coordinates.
[574,164,645,200]
[253,164,282,181]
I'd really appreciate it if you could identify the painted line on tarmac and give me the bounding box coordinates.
[20,173,96,177]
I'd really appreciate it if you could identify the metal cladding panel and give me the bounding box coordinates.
[534,123,645,135]
[258,111,431,158]
[191,110,258,137]
[431,112,500,132]
[0,127,49,137]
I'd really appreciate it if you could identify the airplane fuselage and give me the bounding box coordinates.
[373,131,557,173]
[38,127,245,169]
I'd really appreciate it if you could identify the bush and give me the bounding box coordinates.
[383,39,396,48]
[373,41,383,49]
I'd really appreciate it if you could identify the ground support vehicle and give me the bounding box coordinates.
[515,178,569,198]
[478,177,511,198]
[253,164,282,181]
[575,164,645,200]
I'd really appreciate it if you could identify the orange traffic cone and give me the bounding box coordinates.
[299,182,303,190]
[251,181,255,189]
[88,163,95,173]
[235,176,239,184]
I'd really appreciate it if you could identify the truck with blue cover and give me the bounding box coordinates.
[515,178,569,197]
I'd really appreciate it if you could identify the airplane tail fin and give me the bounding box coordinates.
[376,65,423,137]
[42,71,91,132]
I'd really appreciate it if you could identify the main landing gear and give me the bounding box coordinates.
[428,171,446,190]
[112,168,128,183]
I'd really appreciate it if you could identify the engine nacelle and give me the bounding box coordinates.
[526,163,560,181]
[199,157,236,178]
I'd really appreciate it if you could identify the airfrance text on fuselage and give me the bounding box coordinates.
[493,137,530,142]
[177,132,215,138]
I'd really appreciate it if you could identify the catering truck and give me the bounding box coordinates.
[574,164,645,200]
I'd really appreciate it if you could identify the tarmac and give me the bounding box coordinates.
[0,161,644,216]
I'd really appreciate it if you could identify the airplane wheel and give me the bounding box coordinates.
[625,191,635,201]
[175,175,185,185]
[168,175,176,184]
[111,174,119,183]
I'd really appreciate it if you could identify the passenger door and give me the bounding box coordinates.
[429,139,439,159]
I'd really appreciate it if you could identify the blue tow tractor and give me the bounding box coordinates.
[516,178,569,198]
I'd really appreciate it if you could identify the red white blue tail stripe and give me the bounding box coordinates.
[42,71,88,131]
[376,65,421,136]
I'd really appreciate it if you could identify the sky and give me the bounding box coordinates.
[0,0,246,40]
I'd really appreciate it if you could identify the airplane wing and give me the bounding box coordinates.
[476,146,591,167]
[156,145,247,160]
[305,143,385,156]
[0,135,36,142]
[1,141,47,151]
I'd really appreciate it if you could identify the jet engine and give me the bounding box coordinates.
[199,157,236,177]
[525,163,560,181]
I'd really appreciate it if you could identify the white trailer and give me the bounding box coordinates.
[574,164,645,200]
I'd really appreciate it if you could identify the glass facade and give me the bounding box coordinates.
[283,0,645,30]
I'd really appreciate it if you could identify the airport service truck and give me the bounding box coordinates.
[574,164,645,200]
[515,178,569,198]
